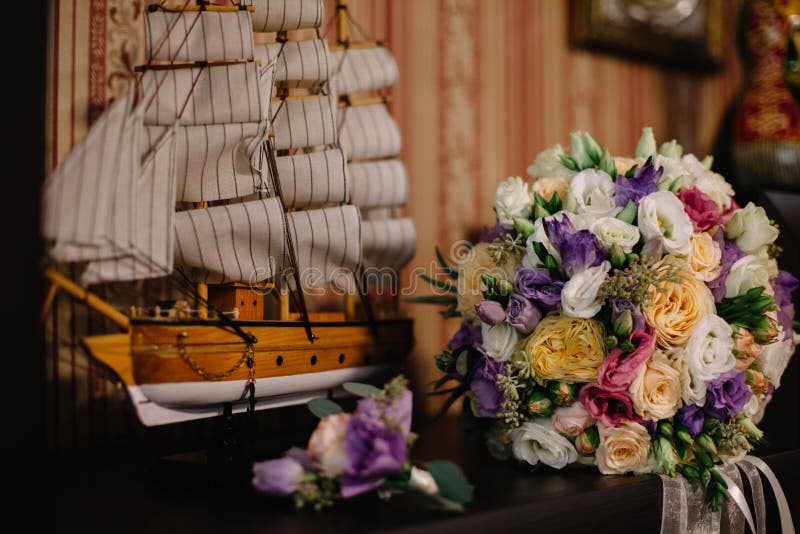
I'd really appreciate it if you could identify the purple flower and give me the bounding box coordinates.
[448,321,481,349]
[475,300,506,326]
[470,356,505,417]
[505,294,542,334]
[542,216,575,251]
[559,229,607,277]
[610,298,645,334]
[252,457,305,496]
[704,370,753,419]
[479,224,511,243]
[614,156,662,207]
[772,270,799,340]
[515,267,565,310]
[706,231,745,303]
[339,392,412,498]
[676,404,705,437]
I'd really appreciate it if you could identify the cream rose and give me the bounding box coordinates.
[725,255,772,298]
[552,401,595,437]
[688,232,722,282]
[637,191,693,257]
[644,258,716,349]
[481,322,520,363]
[629,351,682,421]
[672,356,707,405]
[613,156,641,176]
[590,217,641,253]
[596,422,653,475]
[509,419,578,469]
[494,176,534,229]
[531,176,570,202]
[569,169,620,222]
[307,413,351,477]
[455,243,517,324]
[680,314,735,382]
[561,261,611,318]
[726,202,779,254]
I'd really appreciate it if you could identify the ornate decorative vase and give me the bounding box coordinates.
[731,0,800,195]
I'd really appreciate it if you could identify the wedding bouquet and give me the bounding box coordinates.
[252,376,473,511]
[418,128,798,510]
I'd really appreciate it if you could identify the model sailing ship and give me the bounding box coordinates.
[40,0,415,426]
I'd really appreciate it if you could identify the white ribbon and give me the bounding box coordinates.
[659,474,688,534]
[737,460,767,534]
[717,467,755,534]
[741,455,796,534]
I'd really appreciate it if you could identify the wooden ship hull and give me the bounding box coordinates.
[83,318,413,426]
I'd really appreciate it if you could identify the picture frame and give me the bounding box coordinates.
[569,0,725,72]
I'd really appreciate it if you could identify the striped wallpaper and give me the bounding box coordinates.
[45,0,743,447]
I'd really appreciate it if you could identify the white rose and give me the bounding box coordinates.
[754,246,779,279]
[672,356,707,405]
[637,191,693,256]
[569,169,620,221]
[687,232,722,282]
[681,314,735,382]
[655,154,689,185]
[756,330,794,388]
[481,322,520,362]
[527,144,577,178]
[561,261,610,318]
[509,419,578,469]
[494,176,533,229]
[725,255,772,298]
[590,217,641,253]
[596,422,653,475]
[682,154,735,211]
[552,401,595,437]
[725,202,779,254]
[307,413,351,477]
[629,352,682,421]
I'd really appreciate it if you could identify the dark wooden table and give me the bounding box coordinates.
[39,416,800,534]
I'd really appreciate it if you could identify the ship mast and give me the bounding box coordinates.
[337,0,348,45]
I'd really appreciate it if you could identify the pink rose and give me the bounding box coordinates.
[597,323,657,392]
[677,187,724,232]
[578,384,638,427]
[552,401,595,436]
[720,198,740,226]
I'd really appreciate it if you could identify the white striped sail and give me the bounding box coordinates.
[43,88,139,261]
[255,39,331,89]
[348,159,407,209]
[338,103,401,160]
[248,0,324,33]
[361,218,416,272]
[173,197,287,285]
[287,206,362,289]
[331,45,399,96]
[275,149,349,208]
[270,93,338,150]
[143,62,268,126]
[82,127,178,284]
[146,8,254,63]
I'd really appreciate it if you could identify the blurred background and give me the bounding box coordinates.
[45,0,800,456]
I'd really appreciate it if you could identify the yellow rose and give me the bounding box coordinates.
[644,257,715,349]
[596,422,653,475]
[531,176,569,202]
[628,351,682,421]
[455,242,518,325]
[518,312,606,383]
[687,232,722,282]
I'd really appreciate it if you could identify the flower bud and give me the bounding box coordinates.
[527,390,554,417]
[575,426,600,455]
[659,139,683,159]
[604,335,619,350]
[635,127,656,160]
[599,147,616,177]
[582,131,603,165]
[548,381,577,407]
[616,199,637,224]
[678,464,700,481]
[657,420,674,439]
[534,203,551,220]
[570,131,593,169]
[654,436,678,476]
[563,191,579,213]
[696,433,718,456]
[695,449,714,469]
[610,243,627,269]
[513,217,536,240]
[737,417,764,442]
[701,155,714,169]
[474,300,506,326]
[497,279,515,296]
[613,309,633,339]
[745,369,769,395]
[668,176,683,193]
[675,427,694,447]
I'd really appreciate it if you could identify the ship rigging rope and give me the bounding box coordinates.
[176,330,256,381]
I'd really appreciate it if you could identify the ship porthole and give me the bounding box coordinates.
[338,353,345,364]
[310,355,318,366]
[276,355,283,366]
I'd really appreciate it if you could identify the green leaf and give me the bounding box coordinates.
[434,389,466,420]
[616,200,637,224]
[417,272,457,293]
[307,398,343,418]
[343,382,381,398]
[405,295,458,305]
[435,246,459,280]
[559,153,580,171]
[425,461,474,505]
